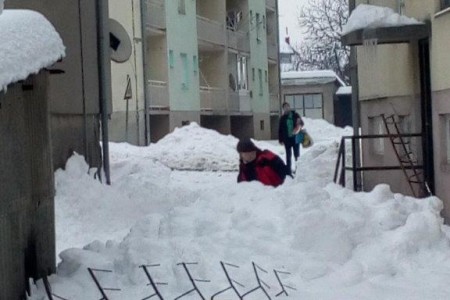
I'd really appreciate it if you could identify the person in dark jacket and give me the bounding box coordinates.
[236,138,287,187]
[278,102,304,175]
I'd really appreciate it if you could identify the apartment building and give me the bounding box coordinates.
[112,0,280,143]
[342,1,450,220]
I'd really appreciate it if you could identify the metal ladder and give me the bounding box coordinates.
[381,114,430,198]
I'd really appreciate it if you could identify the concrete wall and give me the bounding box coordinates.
[432,89,450,218]
[109,0,146,145]
[357,43,419,100]
[360,96,422,196]
[6,0,106,170]
[431,10,450,219]
[0,74,55,300]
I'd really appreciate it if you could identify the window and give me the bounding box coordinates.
[237,56,248,90]
[252,68,255,81]
[169,50,174,68]
[284,93,323,119]
[258,69,263,96]
[369,116,385,155]
[250,10,253,25]
[442,0,450,10]
[263,15,266,29]
[193,55,198,74]
[178,0,186,15]
[260,120,265,130]
[265,70,268,83]
[256,13,261,43]
[180,53,188,89]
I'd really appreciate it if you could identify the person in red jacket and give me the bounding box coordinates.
[236,138,288,187]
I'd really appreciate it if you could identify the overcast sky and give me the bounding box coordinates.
[278,0,308,48]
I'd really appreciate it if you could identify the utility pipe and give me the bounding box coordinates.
[96,0,111,184]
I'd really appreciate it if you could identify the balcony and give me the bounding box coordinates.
[197,16,226,49]
[266,0,276,11]
[200,86,227,113]
[267,41,278,62]
[148,80,169,112]
[270,93,280,114]
[146,0,166,33]
[229,90,252,114]
[227,30,250,53]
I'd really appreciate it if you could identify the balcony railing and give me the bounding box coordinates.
[200,86,227,112]
[148,80,169,110]
[266,0,276,10]
[227,30,250,53]
[270,93,280,113]
[229,90,252,113]
[147,0,166,30]
[197,16,226,46]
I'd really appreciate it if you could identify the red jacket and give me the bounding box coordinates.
[237,150,287,187]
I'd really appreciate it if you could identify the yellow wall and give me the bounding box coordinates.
[431,12,450,91]
[357,44,418,100]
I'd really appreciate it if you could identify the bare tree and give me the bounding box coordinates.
[292,0,350,83]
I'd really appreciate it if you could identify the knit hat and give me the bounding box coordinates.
[236,138,258,153]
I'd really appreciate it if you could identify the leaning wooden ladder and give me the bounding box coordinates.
[381,114,430,198]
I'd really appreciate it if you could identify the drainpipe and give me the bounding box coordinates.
[349,0,361,190]
[140,0,151,145]
[96,0,111,184]
[275,0,282,114]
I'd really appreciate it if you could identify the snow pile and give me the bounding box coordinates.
[341,4,422,35]
[147,123,240,171]
[27,119,450,299]
[0,10,65,91]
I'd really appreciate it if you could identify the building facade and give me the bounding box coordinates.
[110,0,281,143]
[342,1,450,220]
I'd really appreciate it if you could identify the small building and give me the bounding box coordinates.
[281,70,347,125]
[0,8,65,300]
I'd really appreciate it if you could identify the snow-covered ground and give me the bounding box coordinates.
[29,119,450,300]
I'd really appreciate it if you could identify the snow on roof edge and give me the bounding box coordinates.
[336,86,352,95]
[281,70,346,87]
[0,9,66,92]
[341,4,423,35]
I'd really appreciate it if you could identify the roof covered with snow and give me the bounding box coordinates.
[282,70,346,87]
[341,4,423,35]
[337,86,352,95]
[0,9,65,92]
[279,39,294,54]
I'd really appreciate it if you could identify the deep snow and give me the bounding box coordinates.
[0,9,65,91]
[28,119,450,300]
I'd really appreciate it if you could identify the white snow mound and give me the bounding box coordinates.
[341,4,422,35]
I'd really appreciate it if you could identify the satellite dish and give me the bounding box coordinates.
[109,18,132,63]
